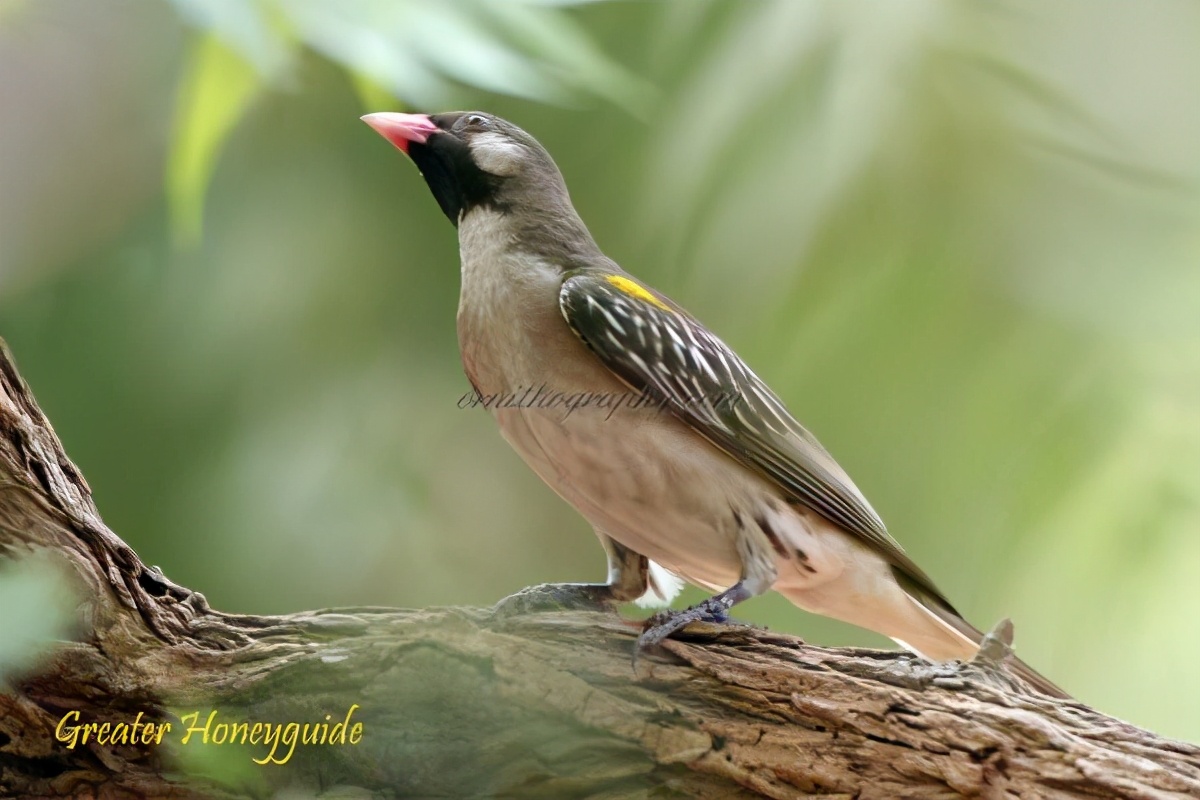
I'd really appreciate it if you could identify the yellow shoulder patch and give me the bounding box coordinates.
[606,275,672,312]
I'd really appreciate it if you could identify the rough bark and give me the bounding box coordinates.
[0,339,1196,800]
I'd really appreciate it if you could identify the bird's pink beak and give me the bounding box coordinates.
[361,112,440,154]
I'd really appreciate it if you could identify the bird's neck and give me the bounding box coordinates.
[456,206,578,395]
[516,206,603,264]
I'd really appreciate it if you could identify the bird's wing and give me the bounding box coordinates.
[559,270,955,610]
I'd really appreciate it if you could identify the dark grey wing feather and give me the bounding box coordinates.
[559,271,955,610]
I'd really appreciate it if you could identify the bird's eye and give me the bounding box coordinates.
[466,114,489,127]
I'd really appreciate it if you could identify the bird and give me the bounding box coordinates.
[361,110,1068,699]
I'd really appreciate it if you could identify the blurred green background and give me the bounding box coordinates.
[1,0,1197,742]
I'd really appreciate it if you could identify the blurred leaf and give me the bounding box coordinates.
[167,34,263,247]
[479,0,656,115]
[164,0,293,76]
[275,0,651,111]
[952,48,1125,149]
[0,555,76,683]
[162,712,267,795]
[403,2,570,103]
[276,0,458,108]
[164,0,651,111]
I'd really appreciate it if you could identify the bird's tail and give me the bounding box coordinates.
[889,571,1071,700]
[779,570,1070,700]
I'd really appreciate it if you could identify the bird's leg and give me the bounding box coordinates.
[492,534,648,617]
[637,581,754,650]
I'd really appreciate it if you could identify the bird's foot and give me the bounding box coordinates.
[491,582,617,619]
[632,581,754,672]
[637,594,735,650]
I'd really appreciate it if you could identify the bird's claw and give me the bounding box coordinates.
[631,581,756,673]
[633,596,735,672]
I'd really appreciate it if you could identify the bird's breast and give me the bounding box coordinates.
[456,282,750,587]
[452,208,755,588]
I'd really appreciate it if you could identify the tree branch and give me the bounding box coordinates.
[0,339,1196,799]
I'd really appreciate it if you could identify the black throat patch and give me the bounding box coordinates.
[408,135,506,226]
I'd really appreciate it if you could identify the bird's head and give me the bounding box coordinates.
[362,111,570,227]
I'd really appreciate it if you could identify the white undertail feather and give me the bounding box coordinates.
[635,561,686,609]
